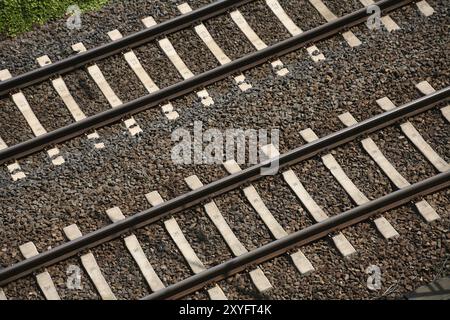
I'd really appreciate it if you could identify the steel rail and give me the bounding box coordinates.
[0,0,414,165]
[142,171,450,300]
[0,87,448,287]
[0,0,254,97]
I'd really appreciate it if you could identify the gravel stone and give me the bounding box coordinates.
[0,0,448,300]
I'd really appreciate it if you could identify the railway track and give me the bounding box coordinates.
[0,0,448,301]
[0,85,449,299]
[143,170,449,300]
[0,0,430,166]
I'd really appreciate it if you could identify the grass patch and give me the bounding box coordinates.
[0,0,109,36]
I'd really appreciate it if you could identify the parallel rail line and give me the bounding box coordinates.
[0,88,448,288]
[0,0,414,165]
[0,0,253,97]
[0,0,446,301]
[143,171,450,299]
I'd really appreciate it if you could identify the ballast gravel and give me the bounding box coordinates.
[0,0,448,300]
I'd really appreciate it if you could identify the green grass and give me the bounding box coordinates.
[0,0,109,36]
